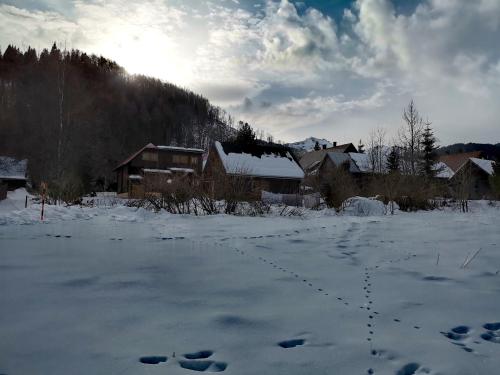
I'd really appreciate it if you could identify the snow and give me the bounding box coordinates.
[288,137,332,152]
[470,157,495,175]
[349,152,372,173]
[215,141,304,179]
[342,196,387,216]
[434,161,455,179]
[128,174,143,180]
[169,167,195,173]
[143,168,173,174]
[156,145,205,153]
[0,156,27,180]
[327,152,361,173]
[1,197,500,374]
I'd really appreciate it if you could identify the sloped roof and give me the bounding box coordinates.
[434,161,455,179]
[348,152,372,173]
[299,149,328,170]
[438,151,482,172]
[325,152,361,173]
[469,157,495,175]
[0,157,27,180]
[327,143,358,153]
[114,143,205,171]
[214,141,304,179]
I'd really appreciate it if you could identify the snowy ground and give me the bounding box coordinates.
[1,191,500,375]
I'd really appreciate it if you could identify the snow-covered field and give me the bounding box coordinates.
[1,190,500,375]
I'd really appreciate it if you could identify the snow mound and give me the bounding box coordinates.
[342,196,386,216]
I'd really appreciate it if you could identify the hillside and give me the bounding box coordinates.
[437,143,500,161]
[0,44,234,191]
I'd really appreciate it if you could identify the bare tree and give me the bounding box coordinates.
[367,127,387,174]
[399,100,424,175]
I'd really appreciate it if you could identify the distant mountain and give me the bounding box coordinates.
[437,143,500,161]
[288,137,333,152]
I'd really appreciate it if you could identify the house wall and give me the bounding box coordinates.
[451,163,493,199]
[203,145,301,199]
[116,147,204,197]
[129,149,202,174]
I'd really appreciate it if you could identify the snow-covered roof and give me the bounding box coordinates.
[143,168,172,174]
[169,167,194,173]
[215,141,304,179]
[156,145,204,153]
[433,162,454,179]
[348,152,372,173]
[469,157,495,175]
[325,152,361,173]
[0,157,27,180]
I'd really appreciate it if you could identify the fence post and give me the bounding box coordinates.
[25,195,28,208]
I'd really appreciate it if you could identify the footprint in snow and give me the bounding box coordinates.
[139,356,168,364]
[481,322,500,344]
[395,362,431,375]
[278,338,306,348]
[179,351,227,372]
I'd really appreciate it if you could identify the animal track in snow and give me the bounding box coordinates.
[179,360,227,372]
[481,322,500,344]
[184,350,214,360]
[139,356,168,364]
[278,338,306,348]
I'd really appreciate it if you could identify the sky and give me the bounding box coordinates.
[1,0,500,145]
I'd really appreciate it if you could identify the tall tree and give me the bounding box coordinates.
[234,121,256,146]
[419,123,438,177]
[386,145,400,173]
[399,100,424,175]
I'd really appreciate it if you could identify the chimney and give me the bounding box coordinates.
[322,144,327,150]
[333,141,337,147]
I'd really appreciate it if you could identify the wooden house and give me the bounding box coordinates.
[450,157,496,199]
[203,141,304,199]
[114,143,204,198]
[299,142,358,176]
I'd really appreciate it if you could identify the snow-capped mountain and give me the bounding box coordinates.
[287,137,333,152]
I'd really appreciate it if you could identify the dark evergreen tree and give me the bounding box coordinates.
[420,123,438,177]
[386,146,400,173]
[358,139,365,153]
[234,122,256,146]
[314,141,321,151]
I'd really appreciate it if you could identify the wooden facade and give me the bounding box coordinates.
[203,142,304,200]
[450,159,494,199]
[114,144,204,198]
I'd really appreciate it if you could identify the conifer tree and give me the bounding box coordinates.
[235,121,256,146]
[386,146,400,173]
[420,123,438,177]
[314,141,321,151]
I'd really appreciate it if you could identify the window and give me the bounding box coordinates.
[142,151,158,162]
[173,154,189,164]
[190,156,198,166]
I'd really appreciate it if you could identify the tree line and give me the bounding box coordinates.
[0,43,234,194]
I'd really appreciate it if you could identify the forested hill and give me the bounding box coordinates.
[437,143,500,161]
[0,43,234,191]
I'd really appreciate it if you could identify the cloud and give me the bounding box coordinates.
[1,0,500,144]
